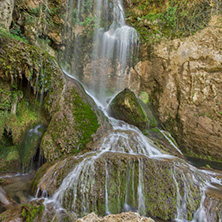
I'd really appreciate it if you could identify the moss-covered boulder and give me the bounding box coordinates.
[33,151,209,220]
[0,146,20,172]
[0,28,105,165]
[40,75,103,161]
[108,88,157,130]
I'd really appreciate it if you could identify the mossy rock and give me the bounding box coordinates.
[0,146,20,172]
[108,88,157,130]
[139,91,149,104]
[22,201,45,222]
[41,76,102,161]
[34,151,208,220]
[0,30,104,164]
[0,30,57,148]
[19,124,47,169]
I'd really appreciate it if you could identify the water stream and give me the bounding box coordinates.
[35,95,222,221]
[62,0,139,105]
[35,0,222,221]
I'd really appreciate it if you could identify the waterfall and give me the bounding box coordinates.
[34,0,222,221]
[61,0,139,104]
[37,108,222,220]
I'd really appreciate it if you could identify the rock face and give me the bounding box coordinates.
[77,212,155,222]
[0,31,103,167]
[108,88,157,130]
[0,32,50,171]
[0,186,15,207]
[132,15,222,162]
[0,0,14,30]
[13,0,66,49]
[41,75,102,161]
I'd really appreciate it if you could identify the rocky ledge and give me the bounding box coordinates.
[77,212,155,222]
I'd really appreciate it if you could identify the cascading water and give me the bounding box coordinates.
[34,0,222,221]
[36,102,222,221]
[61,0,139,104]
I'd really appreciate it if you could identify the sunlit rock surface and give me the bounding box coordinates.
[0,0,14,30]
[77,212,155,222]
[131,15,222,162]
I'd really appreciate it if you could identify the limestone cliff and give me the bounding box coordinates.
[0,0,14,30]
[131,15,222,162]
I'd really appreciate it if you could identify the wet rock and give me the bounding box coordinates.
[41,75,104,161]
[108,88,157,130]
[131,15,222,162]
[77,212,155,222]
[32,156,79,195]
[34,152,209,220]
[0,32,105,164]
[0,186,15,207]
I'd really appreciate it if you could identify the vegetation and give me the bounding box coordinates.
[126,0,222,43]
[22,202,45,222]
[0,27,28,43]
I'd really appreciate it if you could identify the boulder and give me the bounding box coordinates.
[34,151,209,221]
[108,88,157,130]
[41,75,102,161]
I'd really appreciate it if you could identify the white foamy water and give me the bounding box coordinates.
[34,0,222,220]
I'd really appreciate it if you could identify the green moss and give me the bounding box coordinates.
[71,88,100,151]
[109,88,157,130]
[22,203,45,222]
[139,91,149,104]
[0,145,20,172]
[0,27,28,43]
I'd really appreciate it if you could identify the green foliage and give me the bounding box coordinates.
[159,0,211,38]
[22,203,45,222]
[0,27,28,43]
[126,0,222,43]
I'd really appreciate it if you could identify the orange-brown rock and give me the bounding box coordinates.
[130,15,222,162]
